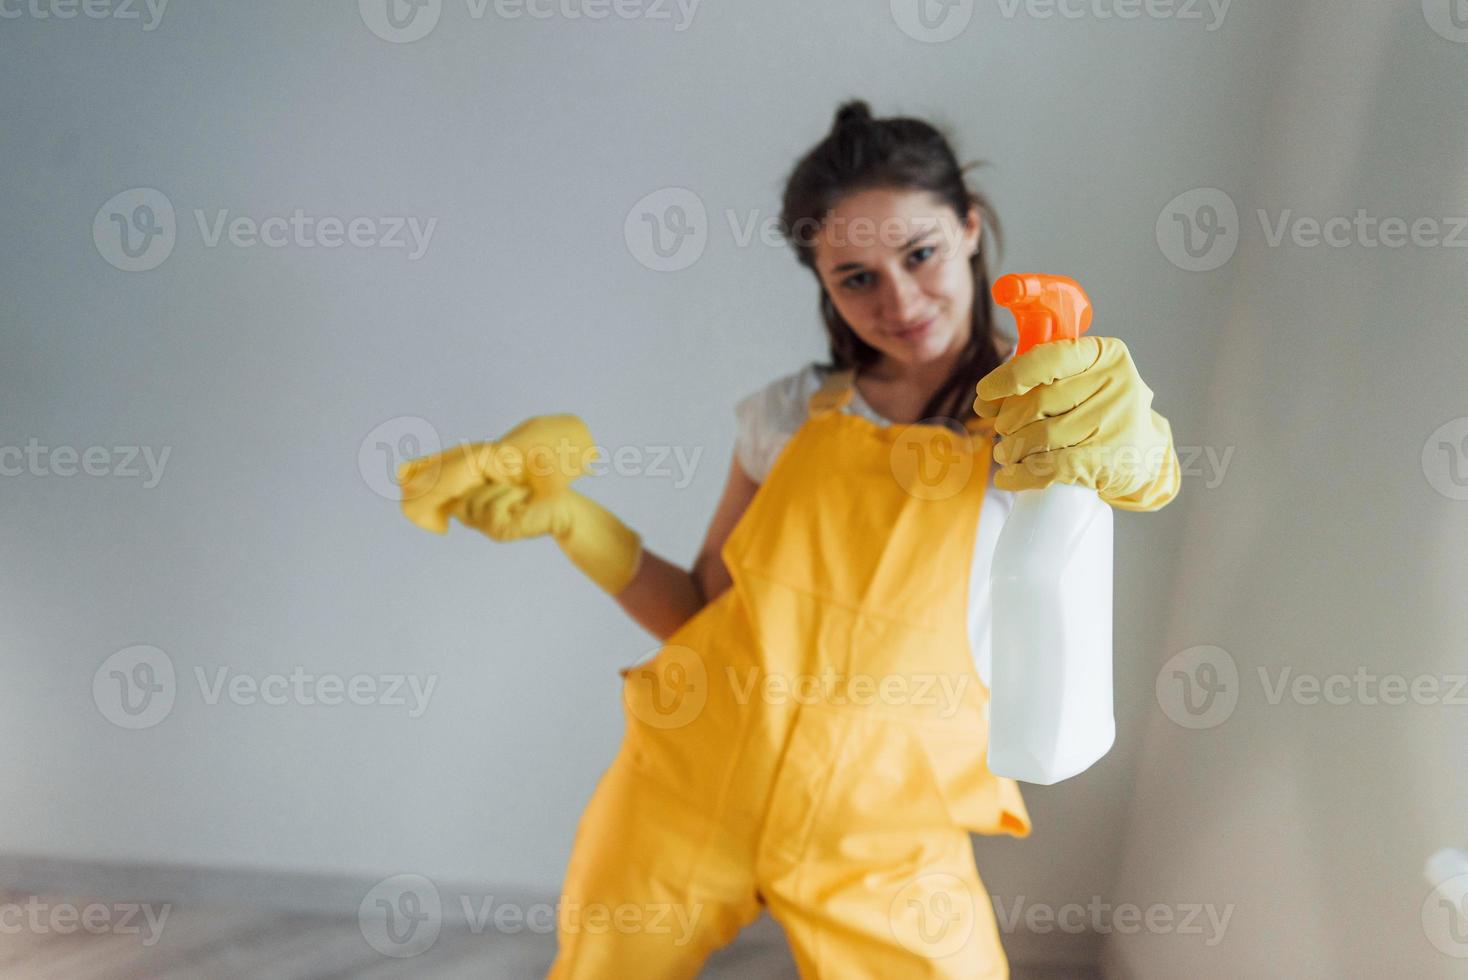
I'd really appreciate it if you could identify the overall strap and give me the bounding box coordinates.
[806,366,856,416]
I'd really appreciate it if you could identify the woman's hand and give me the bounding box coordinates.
[397,414,597,535]
[453,481,644,596]
[452,481,570,541]
[973,336,1180,511]
[396,414,643,594]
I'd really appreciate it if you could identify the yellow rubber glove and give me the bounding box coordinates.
[452,481,644,596]
[396,414,643,595]
[397,415,597,535]
[973,336,1180,512]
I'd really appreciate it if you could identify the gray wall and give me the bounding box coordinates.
[6,1,1453,972]
[1104,1,1468,976]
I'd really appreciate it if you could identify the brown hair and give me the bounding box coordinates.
[779,99,1007,425]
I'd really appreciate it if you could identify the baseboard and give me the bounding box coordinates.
[0,851,1102,971]
[0,851,551,927]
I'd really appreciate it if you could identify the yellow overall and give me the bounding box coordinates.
[549,368,1031,979]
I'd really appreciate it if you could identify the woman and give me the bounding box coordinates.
[399,99,1178,978]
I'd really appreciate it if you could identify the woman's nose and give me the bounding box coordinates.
[880,271,927,322]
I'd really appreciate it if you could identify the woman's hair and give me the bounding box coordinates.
[779,99,1008,425]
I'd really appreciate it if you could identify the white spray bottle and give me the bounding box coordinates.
[984,273,1115,786]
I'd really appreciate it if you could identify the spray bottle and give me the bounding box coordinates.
[985,273,1116,785]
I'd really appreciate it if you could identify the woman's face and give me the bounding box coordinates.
[810,188,981,369]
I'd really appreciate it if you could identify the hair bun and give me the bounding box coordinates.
[834,100,873,130]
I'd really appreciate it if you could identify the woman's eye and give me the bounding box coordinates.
[840,246,931,290]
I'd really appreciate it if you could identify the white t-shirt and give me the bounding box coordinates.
[733,363,1013,684]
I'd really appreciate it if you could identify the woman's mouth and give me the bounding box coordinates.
[893,316,936,342]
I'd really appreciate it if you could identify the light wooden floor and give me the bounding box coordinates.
[0,889,1100,979]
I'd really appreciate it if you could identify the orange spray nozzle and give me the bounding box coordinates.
[992,273,1093,357]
